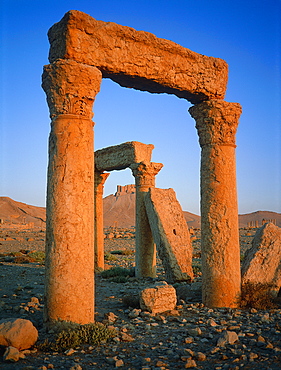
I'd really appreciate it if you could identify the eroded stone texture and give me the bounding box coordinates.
[241,223,281,289]
[130,162,163,278]
[94,171,110,270]
[189,100,242,308]
[42,59,102,325]
[144,188,193,283]
[95,141,154,172]
[140,282,177,313]
[0,318,38,350]
[47,10,228,104]
[42,59,102,119]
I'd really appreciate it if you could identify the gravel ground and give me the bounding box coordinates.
[1,227,281,369]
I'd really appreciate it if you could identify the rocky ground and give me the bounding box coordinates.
[0,227,281,369]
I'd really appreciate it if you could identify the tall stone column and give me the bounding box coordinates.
[189,100,242,308]
[130,162,163,278]
[42,59,102,325]
[94,171,110,270]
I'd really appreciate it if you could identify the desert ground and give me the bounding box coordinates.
[1,226,281,369]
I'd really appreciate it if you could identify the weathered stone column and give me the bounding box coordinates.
[189,100,242,308]
[94,171,110,270]
[42,59,102,325]
[130,162,163,278]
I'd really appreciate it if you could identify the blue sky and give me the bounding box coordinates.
[0,0,280,215]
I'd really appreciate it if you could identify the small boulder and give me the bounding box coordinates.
[140,281,177,313]
[0,318,38,350]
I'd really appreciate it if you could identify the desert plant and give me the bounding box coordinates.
[110,249,134,256]
[239,282,278,310]
[28,251,45,264]
[100,266,134,282]
[38,322,116,352]
[104,252,118,261]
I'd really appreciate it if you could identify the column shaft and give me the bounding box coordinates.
[130,162,163,278]
[42,60,102,325]
[189,100,242,308]
[94,172,110,270]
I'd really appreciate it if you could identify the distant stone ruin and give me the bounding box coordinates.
[42,10,242,325]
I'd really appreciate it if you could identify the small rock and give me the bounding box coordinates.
[65,348,76,355]
[196,352,206,361]
[187,327,202,336]
[120,332,134,342]
[184,358,197,368]
[217,330,238,346]
[3,346,20,362]
[69,365,82,370]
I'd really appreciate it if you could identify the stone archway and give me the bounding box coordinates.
[42,10,242,325]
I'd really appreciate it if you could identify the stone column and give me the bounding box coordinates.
[42,59,102,325]
[189,100,242,308]
[130,162,163,278]
[94,171,110,270]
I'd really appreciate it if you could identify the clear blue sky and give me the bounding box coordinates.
[0,0,280,215]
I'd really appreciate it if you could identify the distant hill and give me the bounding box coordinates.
[0,197,46,226]
[1,192,280,229]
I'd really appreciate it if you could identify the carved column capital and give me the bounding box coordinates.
[94,171,110,195]
[42,59,102,120]
[189,100,242,147]
[130,162,163,189]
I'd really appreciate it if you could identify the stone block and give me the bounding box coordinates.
[95,141,154,171]
[241,223,281,289]
[48,10,228,104]
[140,282,177,313]
[144,188,193,282]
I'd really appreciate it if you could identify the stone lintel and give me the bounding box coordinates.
[47,10,228,104]
[95,141,154,172]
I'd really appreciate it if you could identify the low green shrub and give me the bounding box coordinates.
[104,252,118,261]
[38,322,116,352]
[28,251,45,264]
[100,266,134,280]
[110,249,134,256]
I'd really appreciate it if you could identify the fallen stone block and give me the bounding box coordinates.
[140,281,177,313]
[144,188,193,282]
[241,223,281,290]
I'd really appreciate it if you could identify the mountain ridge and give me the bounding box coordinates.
[1,194,280,229]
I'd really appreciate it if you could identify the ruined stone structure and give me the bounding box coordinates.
[42,10,242,324]
[95,141,162,278]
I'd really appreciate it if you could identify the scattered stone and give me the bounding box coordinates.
[184,358,197,368]
[3,346,20,362]
[217,330,239,346]
[120,332,134,342]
